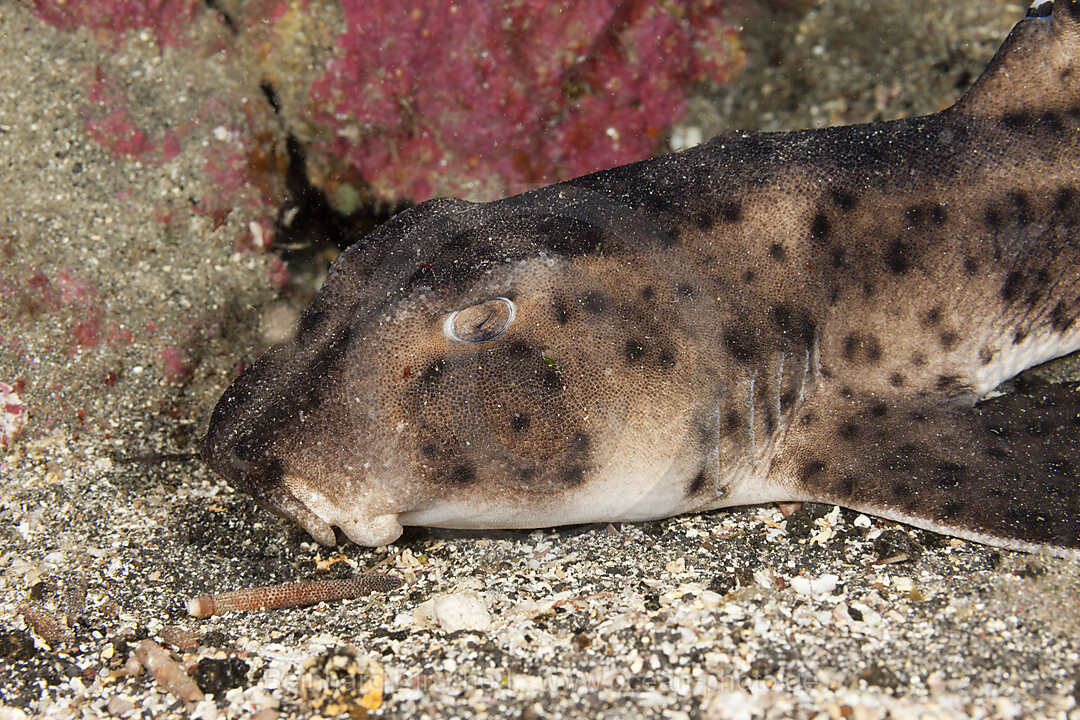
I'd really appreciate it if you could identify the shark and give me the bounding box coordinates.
[203,1,1080,555]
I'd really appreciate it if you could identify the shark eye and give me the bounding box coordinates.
[444,297,516,343]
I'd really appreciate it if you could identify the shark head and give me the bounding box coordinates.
[202,187,755,546]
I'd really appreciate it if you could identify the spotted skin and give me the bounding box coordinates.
[204,2,1080,554]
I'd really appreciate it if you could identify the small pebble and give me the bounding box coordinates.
[414,591,492,632]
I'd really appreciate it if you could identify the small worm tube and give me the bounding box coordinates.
[134,639,205,709]
[187,573,403,618]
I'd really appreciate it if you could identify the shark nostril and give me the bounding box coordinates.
[229,430,263,467]
[226,449,252,474]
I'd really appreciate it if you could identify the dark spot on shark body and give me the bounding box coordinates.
[723,328,758,363]
[842,333,882,364]
[657,347,677,369]
[837,476,857,496]
[1055,186,1076,213]
[936,375,962,391]
[904,206,924,227]
[1051,301,1075,331]
[933,462,965,489]
[720,200,742,223]
[536,216,611,256]
[552,298,570,325]
[450,464,476,484]
[939,330,960,351]
[1024,269,1051,307]
[885,239,912,274]
[771,304,816,346]
[830,188,857,210]
[1043,456,1074,476]
[691,197,742,229]
[1009,190,1033,225]
[581,291,608,314]
[296,308,325,342]
[801,459,827,480]
[940,501,963,519]
[1001,271,1025,303]
[688,470,708,496]
[810,213,831,241]
[724,410,741,435]
[541,366,563,391]
[839,421,859,440]
[562,465,587,485]
[570,431,590,451]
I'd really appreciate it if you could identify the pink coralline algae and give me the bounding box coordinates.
[31,0,201,48]
[7,270,129,354]
[157,345,194,384]
[310,0,745,202]
[85,72,184,164]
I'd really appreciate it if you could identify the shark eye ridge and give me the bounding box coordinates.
[444,297,516,343]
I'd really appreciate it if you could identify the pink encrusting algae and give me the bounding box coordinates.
[157,346,194,385]
[30,0,202,48]
[3,269,130,355]
[310,0,745,202]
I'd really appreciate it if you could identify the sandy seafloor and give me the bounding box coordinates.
[2,1,1080,718]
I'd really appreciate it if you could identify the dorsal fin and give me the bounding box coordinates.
[954,1,1080,118]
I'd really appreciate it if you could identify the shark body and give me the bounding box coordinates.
[204,2,1080,554]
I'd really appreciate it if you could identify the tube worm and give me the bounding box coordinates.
[134,639,205,710]
[187,573,403,618]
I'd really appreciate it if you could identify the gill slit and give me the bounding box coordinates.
[775,351,785,426]
[712,383,729,488]
[798,348,810,405]
[747,372,757,469]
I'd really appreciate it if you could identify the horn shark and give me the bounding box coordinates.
[203,1,1080,555]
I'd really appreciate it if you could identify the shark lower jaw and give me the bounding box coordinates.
[279,474,414,547]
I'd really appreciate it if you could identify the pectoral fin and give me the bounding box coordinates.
[770,382,1080,554]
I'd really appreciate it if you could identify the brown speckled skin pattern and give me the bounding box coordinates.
[205,2,1080,554]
